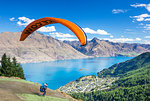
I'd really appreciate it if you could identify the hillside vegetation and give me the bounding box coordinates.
[0,53,25,79]
[97,52,150,77]
[70,52,150,101]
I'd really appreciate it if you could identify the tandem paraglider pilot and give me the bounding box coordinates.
[39,83,48,96]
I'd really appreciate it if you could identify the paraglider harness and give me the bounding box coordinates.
[40,83,47,96]
[40,85,46,92]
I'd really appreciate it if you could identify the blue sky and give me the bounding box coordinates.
[0,0,150,44]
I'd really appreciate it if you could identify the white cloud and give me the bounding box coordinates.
[59,38,93,41]
[144,40,150,44]
[49,32,75,38]
[9,17,15,21]
[38,26,56,32]
[136,38,141,41]
[108,38,132,42]
[17,17,35,26]
[146,24,150,26]
[99,38,141,43]
[110,35,114,38]
[125,29,132,31]
[145,36,150,38]
[143,31,146,33]
[145,18,150,21]
[130,13,150,21]
[112,9,127,14]
[131,3,146,8]
[147,4,150,12]
[131,3,150,12]
[58,38,78,41]
[144,24,150,30]
[82,28,109,35]
[60,37,142,43]
[139,23,144,25]
[144,26,150,30]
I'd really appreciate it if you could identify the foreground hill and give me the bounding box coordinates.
[0,32,87,63]
[0,77,78,101]
[64,38,150,57]
[59,52,150,101]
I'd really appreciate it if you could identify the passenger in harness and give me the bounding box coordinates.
[39,83,48,96]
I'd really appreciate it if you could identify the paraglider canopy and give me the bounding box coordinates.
[80,68,87,71]
[20,17,87,46]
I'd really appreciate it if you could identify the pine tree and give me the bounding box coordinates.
[0,53,25,79]
[0,53,8,75]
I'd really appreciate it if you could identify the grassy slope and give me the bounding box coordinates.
[0,77,76,101]
[18,94,69,101]
[0,77,34,84]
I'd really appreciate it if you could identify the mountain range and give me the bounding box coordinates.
[0,32,87,63]
[64,37,150,57]
[1,32,150,63]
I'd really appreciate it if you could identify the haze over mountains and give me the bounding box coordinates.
[0,32,150,63]
[0,32,87,63]
[64,37,150,57]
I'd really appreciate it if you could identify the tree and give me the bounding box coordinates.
[0,53,8,74]
[0,53,25,79]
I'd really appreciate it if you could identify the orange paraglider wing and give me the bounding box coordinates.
[80,68,87,71]
[20,17,87,46]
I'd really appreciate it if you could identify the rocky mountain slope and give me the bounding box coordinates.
[0,32,87,63]
[64,38,150,57]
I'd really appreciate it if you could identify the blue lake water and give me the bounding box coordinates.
[22,57,133,90]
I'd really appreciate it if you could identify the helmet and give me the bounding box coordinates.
[44,83,48,86]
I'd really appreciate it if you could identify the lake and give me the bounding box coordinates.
[22,56,133,90]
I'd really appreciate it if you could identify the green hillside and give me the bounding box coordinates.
[97,52,150,77]
[71,52,150,101]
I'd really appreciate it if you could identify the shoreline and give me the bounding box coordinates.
[19,55,135,64]
[19,56,91,64]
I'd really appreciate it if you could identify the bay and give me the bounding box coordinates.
[22,56,133,90]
